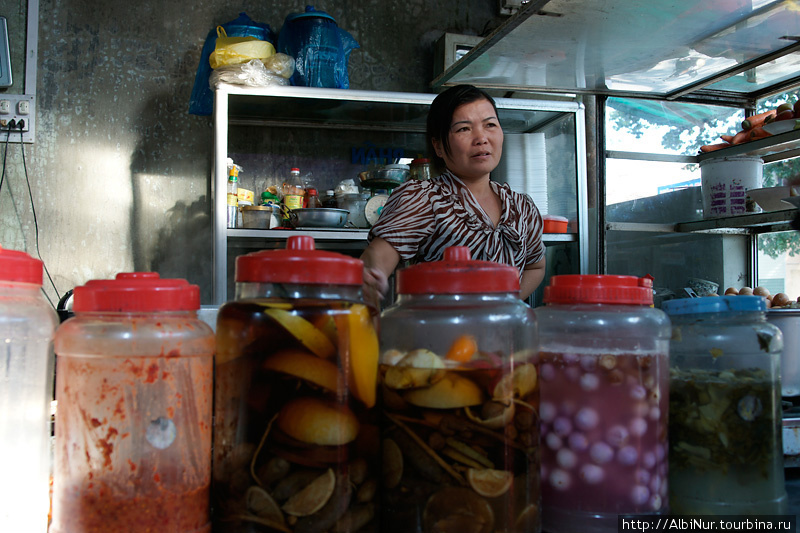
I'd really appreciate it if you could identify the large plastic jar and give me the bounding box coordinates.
[662,295,787,514]
[213,235,379,533]
[0,246,58,532]
[50,272,215,533]
[534,275,671,533]
[379,246,540,533]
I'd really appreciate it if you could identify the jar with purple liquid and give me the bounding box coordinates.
[534,275,671,533]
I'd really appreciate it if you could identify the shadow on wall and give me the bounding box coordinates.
[128,90,214,303]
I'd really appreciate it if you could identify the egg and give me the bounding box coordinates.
[739,287,754,295]
[753,286,770,297]
[724,287,738,295]
[772,293,791,308]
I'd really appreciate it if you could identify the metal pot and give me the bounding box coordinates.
[288,208,350,228]
[767,307,800,397]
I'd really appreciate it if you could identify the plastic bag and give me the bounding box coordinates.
[209,58,294,88]
[189,12,275,116]
[209,27,276,69]
[277,6,359,89]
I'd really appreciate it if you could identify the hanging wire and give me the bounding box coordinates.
[0,125,11,194]
[17,122,60,308]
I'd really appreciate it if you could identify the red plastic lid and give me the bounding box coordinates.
[411,158,430,165]
[236,235,362,285]
[0,246,43,285]
[543,275,653,305]
[73,272,200,312]
[396,246,519,294]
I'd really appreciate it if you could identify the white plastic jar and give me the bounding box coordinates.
[0,246,58,533]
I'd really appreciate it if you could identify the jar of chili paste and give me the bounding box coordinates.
[534,275,671,533]
[50,272,215,533]
[662,295,787,514]
[213,235,379,533]
[378,246,540,533]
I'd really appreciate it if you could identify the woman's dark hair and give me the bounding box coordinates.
[426,84,499,173]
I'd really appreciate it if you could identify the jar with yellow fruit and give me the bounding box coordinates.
[212,236,380,533]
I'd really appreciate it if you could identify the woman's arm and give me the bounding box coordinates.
[360,237,401,309]
[519,256,546,300]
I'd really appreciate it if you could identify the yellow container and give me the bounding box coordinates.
[237,188,254,204]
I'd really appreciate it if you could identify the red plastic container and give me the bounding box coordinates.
[543,215,569,233]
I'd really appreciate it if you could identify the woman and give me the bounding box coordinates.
[361,84,546,305]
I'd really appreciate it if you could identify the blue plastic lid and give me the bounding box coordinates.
[285,5,336,24]
[662,295,767,315]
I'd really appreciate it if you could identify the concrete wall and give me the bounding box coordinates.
[1,0,501,304]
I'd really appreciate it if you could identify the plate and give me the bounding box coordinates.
[747,187,796,212]
[782,196,800,209]
[762,119,800,136]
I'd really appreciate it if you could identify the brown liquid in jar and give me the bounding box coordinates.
[213,299,380,533]
[379,357,541,533]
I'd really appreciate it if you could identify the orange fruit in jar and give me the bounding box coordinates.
[264,308,337,359]
[467,468,514,498]
[445,334,478,363]
[263,349,341,393]
[403,372,484,409]
[336,304,379,408]
[277,397,359,446]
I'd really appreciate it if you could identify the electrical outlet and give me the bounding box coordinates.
[17,100,29,115]
[0,100,9,114]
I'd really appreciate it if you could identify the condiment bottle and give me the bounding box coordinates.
[409,158,432,181]
[50,273,215,533]
[378,246,541,533]
[534,275,671,533]
[0,246,58,533]
[662,296,787,514]
[212,236,380,533]
[227,165,239,228]
[282,167,305,211]
[306,186,322,208]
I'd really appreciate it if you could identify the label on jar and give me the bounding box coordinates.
[284,194,303,211]
[227,192,238,207]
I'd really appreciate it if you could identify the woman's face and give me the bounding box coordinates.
[433,98,503,182]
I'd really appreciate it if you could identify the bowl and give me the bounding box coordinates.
[543,215,568,233]
[242,205,281,229]
[762,119,800,136]
[289,208,350,228]
[747,186,796,212]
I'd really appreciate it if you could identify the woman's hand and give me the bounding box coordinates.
[360,237,401,310]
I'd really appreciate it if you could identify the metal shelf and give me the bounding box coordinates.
[433,0,800,106]
[607,209,797,235]
[212,84,589,305]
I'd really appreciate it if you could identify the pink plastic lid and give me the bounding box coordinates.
[73,272,200,312]
[0,246,43,285]
[544,275,653,305]
[396,246,519,294]
[236,235,362,286]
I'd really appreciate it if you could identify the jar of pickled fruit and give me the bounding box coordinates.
[662,295,787,514]
[534,275,671,533]
[378,246,540,533]
[50,272,215,533]
[213,235,380,533]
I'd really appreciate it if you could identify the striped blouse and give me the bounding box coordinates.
[368,170,545,278]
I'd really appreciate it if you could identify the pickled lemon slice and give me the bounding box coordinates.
[282,468,336,517]
[312,313,339,346]
[467,468,514,498]
[277,397,360,446]
[245,486,286,525]
[264,308,336,359]
[492,363,538,400]
[337,304,379,408]
[263,349,341,393]
[403,373,484,409]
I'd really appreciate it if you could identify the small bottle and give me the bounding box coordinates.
[227,165,239,228]
[306,187,322,208]
[322,189,337,208]
[282,168,304,212]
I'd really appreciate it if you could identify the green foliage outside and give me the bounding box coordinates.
[607,93,800,259]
